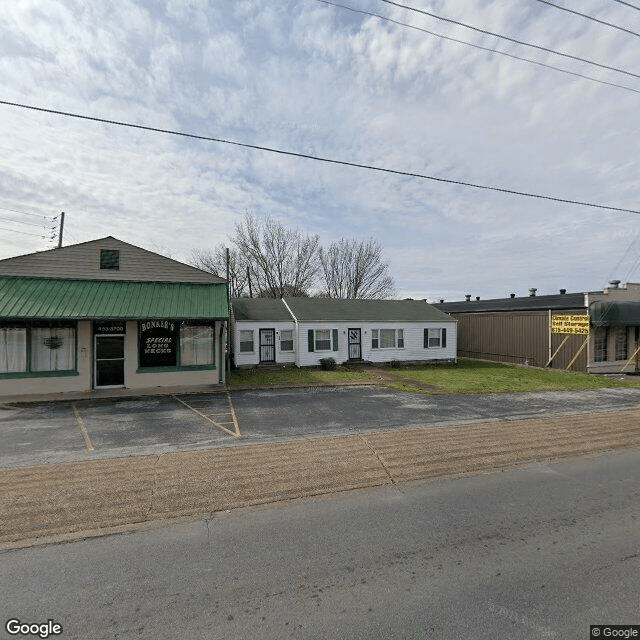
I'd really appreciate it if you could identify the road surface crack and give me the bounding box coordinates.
[356,431,396,485]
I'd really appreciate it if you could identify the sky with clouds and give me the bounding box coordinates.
[1,0,640,301]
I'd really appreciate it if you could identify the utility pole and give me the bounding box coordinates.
[226,248,231,380]
[57,211,65,248]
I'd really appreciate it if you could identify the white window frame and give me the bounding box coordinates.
[427,328,442,348]
[315,329,332,351]
[371,328,404,349]
[280,329,294,352]
[239,330,254,353]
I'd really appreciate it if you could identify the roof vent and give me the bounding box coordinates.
[510,293,516,299]
[609,280,620,289]
[559,288,566,294]
[529,288,537,297]
[476,296,480,301]
[465,294,471,302]
[439,299,444,304]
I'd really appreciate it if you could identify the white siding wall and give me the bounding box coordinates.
[296,321,457,366]
[233,321,296,367]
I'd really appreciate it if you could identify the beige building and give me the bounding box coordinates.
[0,237,228,399]
[587,281,640,374]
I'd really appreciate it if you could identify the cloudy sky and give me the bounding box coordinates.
[1,0,640,301]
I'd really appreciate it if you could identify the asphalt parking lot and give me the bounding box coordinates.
[2,384,640,469]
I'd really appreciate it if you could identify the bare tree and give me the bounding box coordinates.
[231,213,319,298]
[190,244,249,298]
[319,237,396,299]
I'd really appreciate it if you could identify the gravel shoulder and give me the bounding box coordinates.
[2,407,640,550]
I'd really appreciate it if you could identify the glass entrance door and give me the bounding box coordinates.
[95,335,125,387]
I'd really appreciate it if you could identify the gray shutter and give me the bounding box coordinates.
[308,329,314,352]
[442,328,447,348]
[332,329,338,351]
[424,328,428,348]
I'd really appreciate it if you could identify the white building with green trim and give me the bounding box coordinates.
[0,237,228,399]
[231,297,456,368]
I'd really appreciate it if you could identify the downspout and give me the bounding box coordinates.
[281,298,299,367]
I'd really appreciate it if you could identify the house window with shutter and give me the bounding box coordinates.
[308,329,338,352]
[424,328,447,349]
[315,329,332,351]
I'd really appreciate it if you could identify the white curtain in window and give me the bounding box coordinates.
[380,329,395,348]
[180,325,214,366]
[0,328,27,373]
[31,327,75,371]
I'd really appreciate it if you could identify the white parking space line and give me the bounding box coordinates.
[71,403,95,452]
[226,390,241,437]
[172,395,241,439]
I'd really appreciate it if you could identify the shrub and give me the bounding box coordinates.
[319,357,337,371]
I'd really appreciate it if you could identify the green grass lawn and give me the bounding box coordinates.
[228,359,640,394]
[385,359,640,394]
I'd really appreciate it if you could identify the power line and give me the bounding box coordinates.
[0,215,47,228]
[0,205,51,218]
[0,225,44,237]
[612,0,640,11]
[317,0,640,95]
[534,0,640,38]
[377,0,640,80]
[1,98,640,215]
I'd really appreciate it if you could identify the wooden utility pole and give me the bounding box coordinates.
[57,211,65,248]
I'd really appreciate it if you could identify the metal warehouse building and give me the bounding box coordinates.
[434,281,640,374]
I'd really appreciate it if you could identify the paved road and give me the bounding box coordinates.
[2,386,640,468]
[2,449,638,640]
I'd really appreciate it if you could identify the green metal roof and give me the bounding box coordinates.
[231,298,294,321]
[0,277,228,320]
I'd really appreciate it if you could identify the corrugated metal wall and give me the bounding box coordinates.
[451,310,589,371]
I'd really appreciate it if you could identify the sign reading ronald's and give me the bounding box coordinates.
[551,315,590,335]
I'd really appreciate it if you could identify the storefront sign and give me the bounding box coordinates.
[551,315,590,335]
[94,321,126,334]
[139,320,178,367]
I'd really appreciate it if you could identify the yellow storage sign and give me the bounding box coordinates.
[551,315,590,334]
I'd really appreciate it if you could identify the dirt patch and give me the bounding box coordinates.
[360,366,445,393]
[2,408,640,549]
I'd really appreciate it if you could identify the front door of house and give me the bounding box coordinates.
[95,335,125,388]
[259,328,276,363]
[348,328,362,360]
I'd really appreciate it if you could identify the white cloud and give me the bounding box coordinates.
[0,0,639,299]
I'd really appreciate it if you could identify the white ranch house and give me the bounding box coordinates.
[231,298,457,367]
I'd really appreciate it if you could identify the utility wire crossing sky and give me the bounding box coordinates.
[0,0,639,301]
